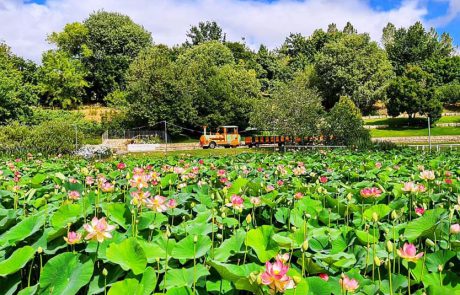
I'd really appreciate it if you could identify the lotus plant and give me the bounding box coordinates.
[260,254,295,294]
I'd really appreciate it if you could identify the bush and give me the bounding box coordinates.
[0,120,84,155]
[323,96,371,147]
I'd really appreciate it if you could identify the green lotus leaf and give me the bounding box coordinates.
[245,225,279,262]
[39,253,93,295]
[0,245,35,277]
[106,237,147,275]
[171,234,211,260]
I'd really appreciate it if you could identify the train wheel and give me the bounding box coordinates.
[209,142,217,149]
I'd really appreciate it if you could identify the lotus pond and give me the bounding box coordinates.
[0,150,459,295]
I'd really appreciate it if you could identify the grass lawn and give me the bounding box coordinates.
[370,126,460,137]
[364,115,460,126]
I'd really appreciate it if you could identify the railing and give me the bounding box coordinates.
[284,145,346,151]
[408,144,460,151]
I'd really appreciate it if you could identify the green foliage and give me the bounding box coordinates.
[185,21,225,46]
[315,33,393,113]
[49,11,152,103]
[0,43,37,123]
[386,65,443,120]
[323,96,370,146]
[250,72,324,137]
[383,22,454,75]
[435,83,460,104]
[126,42,260,130]
[38,50,88,109]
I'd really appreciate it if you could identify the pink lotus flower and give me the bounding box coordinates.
[319,273,329,281]
[397,243,424,262]
[217,169,226,177]
[420,170,435,180]
[319,176,328,183]
[294,192,304,200]
[250,197,261,206]
[277,180,284,186]
[450,224,460,234]
[375,162,382,169]
[167,199,177,209]
[260,255,295,293]
[64,231,82,245]
[83,217,116,243]
[68,190,81,200]
[415,207,425,216]
[69,178,77,184]
[198,159,204,165]
[339,275,359,293]
[117,162,126,170]
[85,176,94,185]
[445,171,453,177]
[130,173,149,189]
[360,187,381,198]
[266,185,275,192]
[130,190,150,207]
[146,195,168,212]
[445,179,453,185]
[100,182,114,193]
[226,195,244,210]
[402,182,425,193]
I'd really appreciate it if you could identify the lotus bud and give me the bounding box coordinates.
[245,214,252,224]
[193,235,198,243]
[449,262,454,268]
[190,202,196,208]
[102,268,108,276]
[386,240,393,253]
[166,227,171,237]
[305,214,311,219]
[37,247,43,254]
[438,265,443,272]
[391,210,398,220]
[257,274,262,284]
[302,240,309,251]
[374,256,381,266]
[347,193,353,201]
[372,212,379,222]
[249,272,258,284]
[217,233,223,240]
[425,238,435,247]
[291,226,297,232]
[293,276,302,284]
[221,212,226,218]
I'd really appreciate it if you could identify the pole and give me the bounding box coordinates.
[428,117,431,152]
[74,125,78,152]
[164,120,167,153]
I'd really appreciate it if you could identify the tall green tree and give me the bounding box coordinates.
[382,22,454,75]
[38,50,88,109]
[386,65,442,120]
[49,11,152,103]
[250,73,324,137]
[315,33,393,113]
[0,43,37,123]
[185,21,225,46]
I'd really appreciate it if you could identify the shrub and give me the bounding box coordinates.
[324,96,371,147]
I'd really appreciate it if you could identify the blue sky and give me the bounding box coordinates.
[2,0,459,61]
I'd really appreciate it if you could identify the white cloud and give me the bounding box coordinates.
[428,0,460,26]
[0,0,429,62]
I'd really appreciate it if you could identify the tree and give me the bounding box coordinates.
[125,45,196,129]
[342,21,357,34]
[250,73,324,137]
[435,83,460,104]
[38,50,88,109]
[0,43,36,123]
[126,42,260,131]
[386,65,442,120]
[186,21,225,46]
[315,33,393,113]
[383,22,454,75]
[323,96,370,146]
[49,11,152,103]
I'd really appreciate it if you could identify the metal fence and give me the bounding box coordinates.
[407,144,460,152]
[102,129,169,142]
